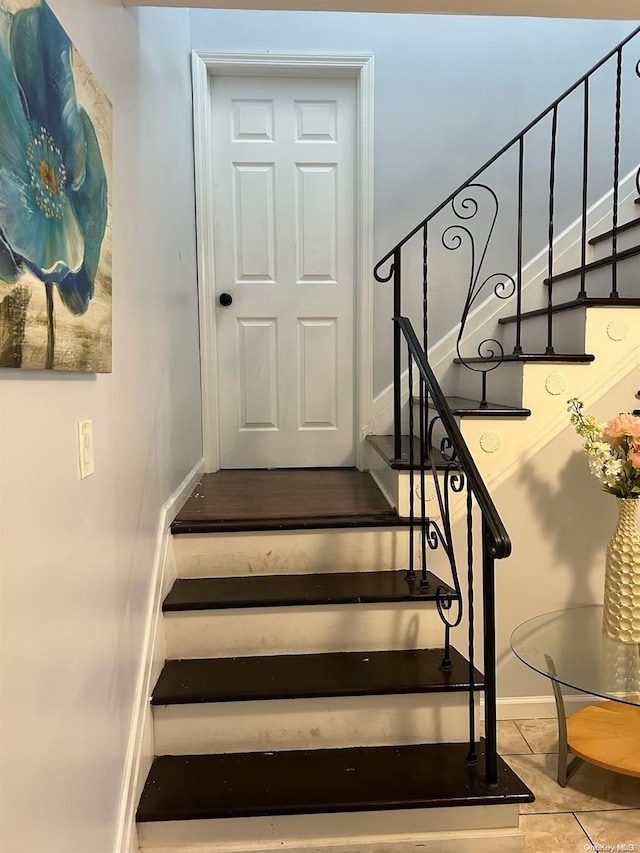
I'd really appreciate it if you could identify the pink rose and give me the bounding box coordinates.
[603,413,640,445]
[630,449,640,469]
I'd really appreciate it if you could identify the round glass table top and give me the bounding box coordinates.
[511,606,640,707]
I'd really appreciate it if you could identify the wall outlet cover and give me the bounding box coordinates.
[78,420,95,479]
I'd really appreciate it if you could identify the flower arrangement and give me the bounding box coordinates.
[568,398,640,499]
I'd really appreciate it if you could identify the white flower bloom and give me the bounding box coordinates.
[569,396,640,498]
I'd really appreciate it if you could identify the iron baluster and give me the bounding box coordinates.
[481,514,498,789]
[546,105,558,355]
[418,372,428,589]
[422,222,429,356]
[441,623,452,672]
[466,487,478,765]
[407,354,416,581]
[393,250,402,461]
[611,48,623,298]
[579,79,590,299]
[636,61,640,208]
[514,135,524,355]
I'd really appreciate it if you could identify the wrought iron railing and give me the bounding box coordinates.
[375,26,640,462]
[397,316,509,787]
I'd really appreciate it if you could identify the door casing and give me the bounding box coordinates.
[192,51,374,472]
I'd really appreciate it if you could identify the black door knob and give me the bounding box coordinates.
[219,292,233,307]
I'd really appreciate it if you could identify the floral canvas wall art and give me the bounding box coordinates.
[0,0,112,372]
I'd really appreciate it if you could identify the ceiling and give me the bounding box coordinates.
[122,0,639,19]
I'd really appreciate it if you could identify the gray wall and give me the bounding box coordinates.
[189,10,638,394]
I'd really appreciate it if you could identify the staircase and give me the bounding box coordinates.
[370,24,640,511]
[137,469,532,852]
[367,186,640,521]
[136,26,640,853]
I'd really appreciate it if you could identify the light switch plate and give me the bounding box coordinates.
[78,420,95,479]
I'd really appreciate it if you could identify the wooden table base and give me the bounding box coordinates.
[567,701,640,778]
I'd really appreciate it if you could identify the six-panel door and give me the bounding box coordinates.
[211,75,357,468]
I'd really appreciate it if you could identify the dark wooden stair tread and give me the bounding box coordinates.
[543,244,640,285]
[137,742,534,822]
[366,434,449,470]
[164,571,455,612]
[152,647,483,705]
[438,396,531,417]
[172,514,410,534]
[589,217,640,245]
[453,352,595,365]
[499,296,640,324]
[171,469,405,534]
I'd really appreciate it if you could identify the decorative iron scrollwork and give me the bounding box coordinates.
[440,184,516,402]
[424,411,466,629]
[373,256,394,283]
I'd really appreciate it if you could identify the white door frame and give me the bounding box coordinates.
[191,50,374,472]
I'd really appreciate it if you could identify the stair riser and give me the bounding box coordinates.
[545,255,639,299]
[454,360,524,407]
[367,443,440,520]
[164,603,446,659]
[590,224,640,259]
[512,307,587,354]
[138,807,522,853]
[396,470,473,522]
[173,528,408,578]
[153,692,481,755]
[366,443,401,512]
[139,834,524,853]
[366,437,472,524]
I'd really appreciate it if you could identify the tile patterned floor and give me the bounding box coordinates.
[498,719,640,852]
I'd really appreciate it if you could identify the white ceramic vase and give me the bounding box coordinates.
[602,497,640,644]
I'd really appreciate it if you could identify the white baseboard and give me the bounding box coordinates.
[113,456,205,853]
[490,694,595,720]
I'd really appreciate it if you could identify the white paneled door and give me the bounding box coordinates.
[211,75,357,468]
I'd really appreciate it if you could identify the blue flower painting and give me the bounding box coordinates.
[0,0,111,371]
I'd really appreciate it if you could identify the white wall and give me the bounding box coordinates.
[443,368,639,705]
[0,3,201,853]
[189,10,638,394]
[487,369,640,701]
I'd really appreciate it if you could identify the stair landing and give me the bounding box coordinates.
[171,468,407,534]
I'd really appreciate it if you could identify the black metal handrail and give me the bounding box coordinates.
[378,28,639,789]
[397,317,510,558]
[375,26,640,461]
[375,24,640,273]
[396,315,508,787]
